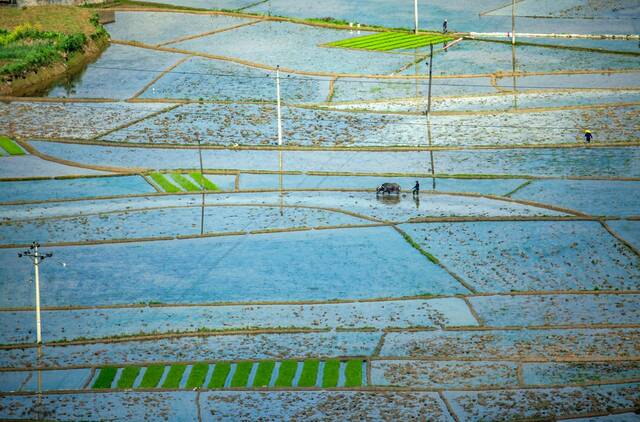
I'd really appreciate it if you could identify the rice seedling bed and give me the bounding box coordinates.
[230,361,253,387]
[161,365,186,388]
[138,365,165,388]
[322,359,340,388]
[92,366,117,389]
[185,363,208,389]
[0,136,25,156]
[326,32,453,52]
[116,366,140,389]
[208,363,231,388]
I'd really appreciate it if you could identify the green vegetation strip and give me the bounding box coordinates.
[252,360,275,387]
[171,173,200,192]
[208,363,231,388]
[322,359,340,388]
[116,366,140,389]
[162,364,186,388]
[327,32,453,51]
[344,360,363,387]
[297,359,319,387]
[138,365,165,388]
[149,173,181,193]
[396,227,440,264]
[190,172,219,191]
[230,362,253,388]
[185,363,208,389]
[92,367,117,389]
[275,360,298,387]
[0,136,25,155]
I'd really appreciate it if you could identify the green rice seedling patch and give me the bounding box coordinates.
[297,359,319,387]
[116,366,140,389]
[326,32,453,52]
[322,359,340,388]
[161,364,186,389]
[208,363,231,388]
[190,172,219,191]
[275,360,297,387]
[138,365,164,388]
[149,173,181,193]
[92,366,117,389]
[185,363,208,389]
[344,360,363,387]
[252,361,275,387]
[0,136,25,155]
[171,173,200,192]
[230,362,253,388]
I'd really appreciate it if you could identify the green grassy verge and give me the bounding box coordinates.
[92,367,117,389]
[230,362,253,388]
[185,363,209,389]
[252,360,275,387]
[274,360,298,387]
[137,365,165,388]
[116,366,140,389]
[396,228,440,264]
[149,173,181,193]
[322,359,340,388]
[208,363,231,388]
[190,172,219,191]
[344,360,363,387]
[171,173,200,192]
[161,364,186,388]
[0,136,25,155]
[297,359,319,387]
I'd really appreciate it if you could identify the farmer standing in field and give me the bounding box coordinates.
[412,180,420,196]
[443,19,448,33]
[584,129,593,143]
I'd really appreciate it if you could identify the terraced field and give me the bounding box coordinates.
[1,2,639,421]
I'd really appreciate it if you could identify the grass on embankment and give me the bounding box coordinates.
[92,366,117,389]
[0,6,96,35]
[0,136,25,155]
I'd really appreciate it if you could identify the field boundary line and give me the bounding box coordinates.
[129,55,193,99]
[439,390,460,422]
[157,19,264,48]
[600,220,640,258]
[504,179,533,197]
[195,390,202,422]
[90,103,182,140]
[462,297,484,326]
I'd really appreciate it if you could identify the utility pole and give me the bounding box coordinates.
[196,136,205,235]
[276,65,283,146]
[18,242,52,344]
[426,43,434,118]
[413,0,419,34]
[511,0,516,45]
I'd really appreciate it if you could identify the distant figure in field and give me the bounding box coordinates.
[443,19,448,33]
[412,180,420,196]
[584,129,593,143]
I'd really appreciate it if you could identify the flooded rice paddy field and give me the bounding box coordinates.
[2,3,639,420]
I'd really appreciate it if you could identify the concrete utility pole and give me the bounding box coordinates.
[18,242,52,344]
[414,0,419,34]
[426,43,434,118]
[276,65,283,146]
[511,0,516,44]
[196,136,205,235]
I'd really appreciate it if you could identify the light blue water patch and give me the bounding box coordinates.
[19,368,92,391]
[0,101,167,140]
[199,390,454,421]
[380,328,640,359]
[513,179,640,216]
[444,383,640,421]
[0,156,107,179]
[0,298,476,344]
[488,0,640,19]
[0,371,28,392]
[571,413,640,422]
[496,71,640,91]
[28,141,640,177]
[370,360,518,388]
[246,0,637,35]
[172,21,411,75]
[132,366,147,388]
[608,220,640,250]
[179,365,193,389]
[141,56,330,102]
[47,44,186,99]
[492,36,640,53]
[100,102,426,147]
[112,367,124,388]
[0,205,365,244]
[522,362,640,386]
[238,173,526,196]
[400,221,640,292]
[0,332,380,368]
[0,176,154,204]
[0,226,466,307]
[105,11,254,45]
[0,391,198,421]
[469,294,640,327]
[331,76,496,102]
